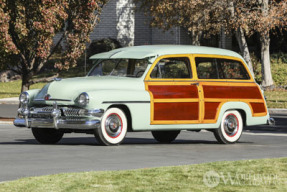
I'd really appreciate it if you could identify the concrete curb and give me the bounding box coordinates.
[268,108,287,115]
[0,121,13,125]
[0,97,19,105]
[0,117,14,124]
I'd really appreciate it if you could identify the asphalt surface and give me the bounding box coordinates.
[0,104,18,119]
[0,114,286,182]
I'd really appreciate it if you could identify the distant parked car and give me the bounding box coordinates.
[14,45,273,145]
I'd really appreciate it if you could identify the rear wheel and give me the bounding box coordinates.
[152,131,180,143]
[32,128,64,144]
[213,110,243,144]
[94,108,127,146]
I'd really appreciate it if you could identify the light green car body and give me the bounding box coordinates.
[20,45,270,132]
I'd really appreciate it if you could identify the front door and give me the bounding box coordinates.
[145,55,202,125]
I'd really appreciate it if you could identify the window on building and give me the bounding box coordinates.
[150,57,191,79]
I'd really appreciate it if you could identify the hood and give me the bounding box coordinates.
[34,76,144,103]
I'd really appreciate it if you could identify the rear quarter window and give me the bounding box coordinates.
[195,57,250,80]
[218,59,250,80]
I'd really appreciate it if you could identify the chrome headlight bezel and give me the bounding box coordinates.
[19,92,29,104]
[77,92,89,106]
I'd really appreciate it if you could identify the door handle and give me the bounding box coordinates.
[191,82,199,86]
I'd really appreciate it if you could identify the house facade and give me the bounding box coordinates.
[90,0,193,47]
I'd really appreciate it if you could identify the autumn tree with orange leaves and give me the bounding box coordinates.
[0,0,108,92]
[230,0,287,87]
[137,0,287,87]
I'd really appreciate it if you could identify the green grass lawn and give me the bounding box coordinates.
[265,90,287,108]
[0,158,286,192]
[0,66,86,99]
[0,80,46,99]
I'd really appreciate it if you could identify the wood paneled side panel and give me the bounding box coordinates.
[204,102,220,120]
[154,102,199,121]
[149,85,198,99]
[203,86,263,99]
[250,103,266,114]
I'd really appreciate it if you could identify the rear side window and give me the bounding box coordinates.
[217,59,250,80]
[195,57,250,80]
[150,57,191,79]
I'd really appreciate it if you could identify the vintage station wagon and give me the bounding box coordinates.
[14,45,273,145]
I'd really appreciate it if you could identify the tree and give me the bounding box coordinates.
[227,1,254,75]
[0,0,108,92]
[137,0,287,87]
[136,0,226,45]
[230,0,287,87]
[136,0,255,73]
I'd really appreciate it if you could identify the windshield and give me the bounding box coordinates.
[88,59,149,78]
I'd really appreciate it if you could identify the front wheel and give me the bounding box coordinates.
[32,128,64,144]
[152,131,180,143]
[213,110,243,144]
[94,108,128,146]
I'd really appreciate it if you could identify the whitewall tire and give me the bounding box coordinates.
[214,110,243,144]
[94,108,127,146]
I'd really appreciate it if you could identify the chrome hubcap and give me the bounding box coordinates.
[105,114,122,138]
[224,114,238,137]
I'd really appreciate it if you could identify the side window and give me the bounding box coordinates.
[150,57,191,79]
[112,59,128,76]
[196,58,219,79]
[196,57,250,80]
[218,59,250,80]
[130,59,149,77]
[94,60,117,76]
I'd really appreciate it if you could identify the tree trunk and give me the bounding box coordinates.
[260,32,274,88]
[235,27,254,76]
[21,72,31,92]
[191,31,202,46]
[259,0,274,88]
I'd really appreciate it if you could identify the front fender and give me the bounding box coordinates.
[25,89,41,105]
[85,89,150,110]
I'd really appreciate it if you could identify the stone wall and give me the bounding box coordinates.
[90,0,118,41]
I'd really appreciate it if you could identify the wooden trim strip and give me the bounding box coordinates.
[154,98,199,103]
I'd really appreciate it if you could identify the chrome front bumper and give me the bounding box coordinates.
[14,118,101,130]
[14,102,104,130]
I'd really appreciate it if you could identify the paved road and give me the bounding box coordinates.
[0,104,18,119]
[0,115,286,182]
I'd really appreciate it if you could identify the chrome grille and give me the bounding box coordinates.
[33,107,53,113]
[62,108,81,117]
[30,106,82,117]
[62,108,80,117]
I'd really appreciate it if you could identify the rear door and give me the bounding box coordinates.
[194,55,267,124]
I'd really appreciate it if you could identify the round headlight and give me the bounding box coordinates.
[19,92,29,104]
[78,92,89,106]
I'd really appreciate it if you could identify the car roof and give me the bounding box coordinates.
[89,45,244,61]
